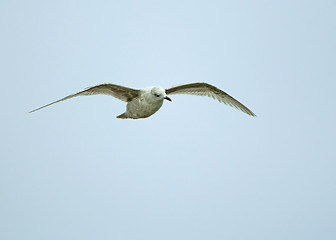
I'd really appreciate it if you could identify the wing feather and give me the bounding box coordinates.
[166,82,256,116]
[29,83,139,113]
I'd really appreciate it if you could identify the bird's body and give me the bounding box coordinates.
[117,87,165,119]
[29,82,256,119]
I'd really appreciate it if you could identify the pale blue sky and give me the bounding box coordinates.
[1,0,335,239]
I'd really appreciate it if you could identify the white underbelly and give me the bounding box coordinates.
[126,98,163,118]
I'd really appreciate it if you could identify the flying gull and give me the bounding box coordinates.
[29,82,256,119]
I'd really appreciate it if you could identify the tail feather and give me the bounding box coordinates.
[116,113,128,119]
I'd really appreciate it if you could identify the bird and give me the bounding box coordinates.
[29,82,256,119]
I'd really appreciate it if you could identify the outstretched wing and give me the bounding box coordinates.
[29,83,139,113]
[166,82,256,116]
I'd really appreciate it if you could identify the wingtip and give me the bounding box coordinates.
[247,111,257,117]
[250,112,257,117]
[28,108,41,113]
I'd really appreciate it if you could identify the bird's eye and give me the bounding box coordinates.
[155,94,160,97]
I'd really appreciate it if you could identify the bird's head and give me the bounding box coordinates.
[150,87,172,102]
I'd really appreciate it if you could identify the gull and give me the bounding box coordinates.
[29,82,256,119]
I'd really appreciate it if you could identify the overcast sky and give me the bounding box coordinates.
[1,0,335,239]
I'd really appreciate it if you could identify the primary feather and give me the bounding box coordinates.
[29,83,139,113]
[166,82,256,116]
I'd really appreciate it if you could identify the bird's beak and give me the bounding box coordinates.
[164,96,172,102]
